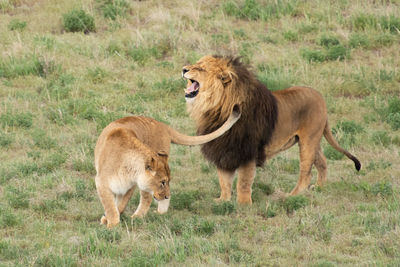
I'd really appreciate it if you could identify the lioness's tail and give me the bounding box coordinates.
[169,105,241,146]
[323,121,361,171]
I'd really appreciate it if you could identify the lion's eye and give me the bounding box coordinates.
[161,181,166,187]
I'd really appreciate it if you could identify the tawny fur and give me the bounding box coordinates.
[95,111,240,228]
[182,55,361,204]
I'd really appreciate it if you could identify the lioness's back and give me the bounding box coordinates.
[109,116,171,153]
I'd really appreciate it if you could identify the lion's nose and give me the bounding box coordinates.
[182,68,189,76]
[164,196,169,200]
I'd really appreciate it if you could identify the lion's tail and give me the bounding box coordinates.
[169,105,241,146]
[323,121,361,171]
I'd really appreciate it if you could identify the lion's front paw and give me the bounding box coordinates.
[214,197,231,203]
[237,198,252,205]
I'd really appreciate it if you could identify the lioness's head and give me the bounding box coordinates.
[144,151,171,201]
[182,55,247,124]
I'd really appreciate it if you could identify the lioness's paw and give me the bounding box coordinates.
[100,215,107,225]
[106,219,120,229]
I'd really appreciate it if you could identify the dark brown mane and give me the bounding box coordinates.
[198,56,278,171]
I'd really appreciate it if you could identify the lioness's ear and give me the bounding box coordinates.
[219,72,232,85]
[157,150,168,157]
[145,157,156,171]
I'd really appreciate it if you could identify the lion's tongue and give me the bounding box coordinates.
[185,81,199,94]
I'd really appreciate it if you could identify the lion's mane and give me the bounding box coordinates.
[195,56,278,171]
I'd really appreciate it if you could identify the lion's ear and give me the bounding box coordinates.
[219,72,232,85]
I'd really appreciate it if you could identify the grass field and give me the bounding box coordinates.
[1,0,400,266]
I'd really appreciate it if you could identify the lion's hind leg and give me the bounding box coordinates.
[314,147,327,187]
[289,138,321,196]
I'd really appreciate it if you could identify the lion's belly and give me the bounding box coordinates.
[265,135,299,159]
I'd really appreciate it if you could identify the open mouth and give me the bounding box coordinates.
[185,79,199,98]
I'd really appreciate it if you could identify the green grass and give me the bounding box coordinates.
[98,0,130,21]
[0,55,46,78]
[318,34,340,47]
[211,201,236,215]
[301,44,349,62]
[170,191,201,211]
[349,33,370,48]
[0,0,400,266]
[352,13,400,33]
[0,132,14,148]
[282,195,309,213]
[257,64,296,91]
[63,9,96,33]
[8,19,26,31]
[0,111,33,128]
[222,0,297,21]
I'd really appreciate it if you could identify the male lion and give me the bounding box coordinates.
[182,55,361,204]
[95,107,240,228]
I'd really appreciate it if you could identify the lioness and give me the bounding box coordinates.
[95,106,240,228]
[182,55,361,204]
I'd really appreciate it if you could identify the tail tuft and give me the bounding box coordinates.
[352,156,361,171]
[324,121,361,172]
